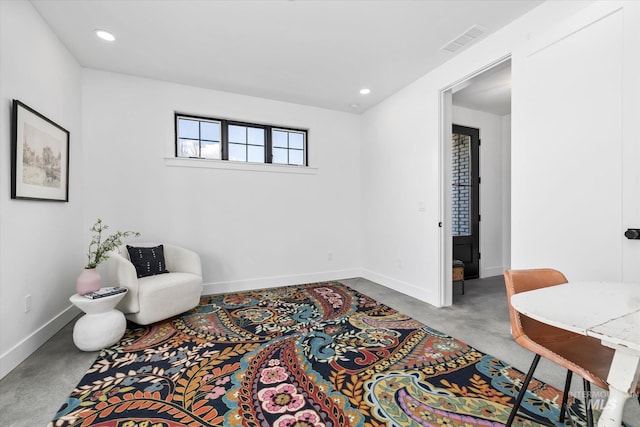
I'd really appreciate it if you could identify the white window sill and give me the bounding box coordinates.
[164,157,318,175]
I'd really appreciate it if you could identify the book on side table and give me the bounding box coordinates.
[83,286,127,299]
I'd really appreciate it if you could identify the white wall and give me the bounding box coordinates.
[81,70,361,293]
[0,0,83,378]
[502,115,511,270]
[360,1,592,306]
[451,105,507,278]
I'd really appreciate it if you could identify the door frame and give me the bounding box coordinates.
[437,54,511,307]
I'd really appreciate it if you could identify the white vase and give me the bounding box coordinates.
[76,268,102,295]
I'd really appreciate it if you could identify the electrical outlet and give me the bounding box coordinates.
[327,251,333,261]
[24,294,32,313]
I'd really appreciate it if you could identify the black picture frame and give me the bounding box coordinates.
[11,100,69,202]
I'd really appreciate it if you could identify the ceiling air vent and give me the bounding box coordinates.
[441,25,488,53]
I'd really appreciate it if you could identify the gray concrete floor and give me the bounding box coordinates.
[1,276,638,426]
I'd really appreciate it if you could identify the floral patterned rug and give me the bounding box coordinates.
[50,281,590,426]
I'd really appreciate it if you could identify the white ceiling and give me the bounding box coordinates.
[31,0,541,113]
[453,60,511,116]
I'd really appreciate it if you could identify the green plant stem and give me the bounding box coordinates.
[85,219,139,269]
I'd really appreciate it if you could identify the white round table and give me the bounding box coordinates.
[69,290,128,351]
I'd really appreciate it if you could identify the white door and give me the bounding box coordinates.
[620,3,640,282]
[511,1,640,283]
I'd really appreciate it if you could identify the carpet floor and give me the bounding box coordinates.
[48,281,593,426]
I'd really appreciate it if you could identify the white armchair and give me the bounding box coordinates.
[108,243,203,325]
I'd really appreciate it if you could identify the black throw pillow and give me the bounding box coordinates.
[126,245,169,278]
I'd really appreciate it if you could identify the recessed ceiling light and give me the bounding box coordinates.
[350,103,359,109]
[95,29,115,42]
[359,88,371,95]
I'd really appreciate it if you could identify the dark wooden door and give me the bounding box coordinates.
[452,124,480,279]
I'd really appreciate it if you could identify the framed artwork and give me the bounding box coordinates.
[11,100,69,201]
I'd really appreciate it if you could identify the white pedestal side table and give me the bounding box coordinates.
[69,290,128,351]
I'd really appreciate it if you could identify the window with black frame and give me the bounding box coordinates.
[176,116,222,159]
[175,114,307,166]
[272,129,305,166]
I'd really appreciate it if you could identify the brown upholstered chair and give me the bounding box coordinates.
[504,269,617,427]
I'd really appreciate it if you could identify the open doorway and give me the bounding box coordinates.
[452,124,480,279]
[440,58,512,305]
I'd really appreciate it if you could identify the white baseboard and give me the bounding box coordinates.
[0,304,80,380]
[360,269,435,306]
[202,268,362,295]
[480,266,504,278]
